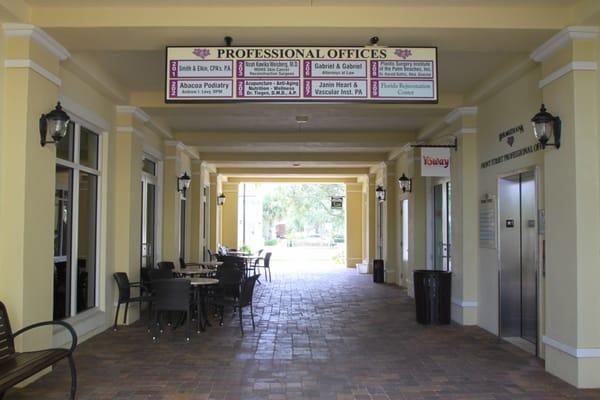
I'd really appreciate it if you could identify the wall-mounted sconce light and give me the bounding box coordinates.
[531,104,561,149]
[217,193,226,206]
[177,172,191,197]
[375,185,386,202]
[398,173,412,193]
[39,102,72,147]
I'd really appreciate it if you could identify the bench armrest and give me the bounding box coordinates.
[13,320,78,353]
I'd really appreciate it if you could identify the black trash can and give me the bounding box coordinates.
[413,270,451,324]
[373,259,384,283]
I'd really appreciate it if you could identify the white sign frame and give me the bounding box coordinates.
[166,46,438,103]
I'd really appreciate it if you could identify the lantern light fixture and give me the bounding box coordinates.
[39,102,72,147]
[398,173,412,193]
[531,104,561,149]
[375,186,386,202]
[217,193,226,206]
[177,172,191,197]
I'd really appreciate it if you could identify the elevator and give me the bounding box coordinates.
[498,170,538,353]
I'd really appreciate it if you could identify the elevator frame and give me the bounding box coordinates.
[496,166,542,357]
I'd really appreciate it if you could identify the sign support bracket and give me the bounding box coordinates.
[411,137,458,151]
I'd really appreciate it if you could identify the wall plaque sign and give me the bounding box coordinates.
[479,194,497,249]
[166,46,437,103]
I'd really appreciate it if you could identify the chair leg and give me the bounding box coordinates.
[0,391,5,400]
[239,307,244,335]
[113,302,121,331]
[251,303,255,331]
[123,302,129,324]
[68,354,77,400]
[268,267,271,282]
[186,311,191,342]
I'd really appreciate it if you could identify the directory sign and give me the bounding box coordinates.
[166,46,437,103]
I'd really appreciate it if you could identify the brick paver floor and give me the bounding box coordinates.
[7,264,600,399]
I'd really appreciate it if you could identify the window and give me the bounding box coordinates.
[54,122,101,320]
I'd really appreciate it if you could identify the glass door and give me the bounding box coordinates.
[141,158,157,270]
[433,182,451,271]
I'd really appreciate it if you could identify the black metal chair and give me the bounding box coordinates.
[112,272,153,331]
[179,257,202,269]
[256,252,272,282]
[148,268,174,282]
[237,274,260,335]
[157,261,175,270]
[151,279,192,341]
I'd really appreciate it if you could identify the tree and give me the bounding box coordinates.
[262,183,345,240]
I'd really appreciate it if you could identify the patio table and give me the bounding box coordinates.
[188,277,219,332]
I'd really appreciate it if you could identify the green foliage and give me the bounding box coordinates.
[262,184,345,240]
[332,249,345,265]
[239,244,252,253]
[264,239,278,246]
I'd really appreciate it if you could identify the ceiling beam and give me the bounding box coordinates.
[31,5,570,31]
[175,131,415,148]
[199,152,385,163]
[217,167,370,176]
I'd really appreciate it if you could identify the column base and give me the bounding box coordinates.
[450,299,478,325]
[545,337,600,388]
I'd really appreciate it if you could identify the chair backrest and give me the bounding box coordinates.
[148,268,173,282]
[264,252,272,267]
[113,272,131,302]
[257,249,264,257]
[223,255,245,269]
[239,274,260,308]
[217,265,243,298]
[0,302,15,361]
[179,258,186,269]
[157,261,175,270]
[151,279,190,312]
[207,249,214,260]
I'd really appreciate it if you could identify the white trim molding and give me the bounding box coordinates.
[59,95,110,132]
[419,107,478,140]
[445,107,478,125]
[116,105,150,123]
[453,127,477,137]
[148,119,173,139]
[451,298,478,308]
[539,61,597,88]
[143,143,163,160]
[116,126,145,140]
[3,23,70,61]
[531,26,599,63]
[543,336,600,358]
[5,59,61,86]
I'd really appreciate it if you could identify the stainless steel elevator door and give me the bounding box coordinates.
[520,171,537,344]
[499,174,522,338]
[498,171,538,346]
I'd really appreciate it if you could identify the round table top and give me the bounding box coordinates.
[179,268,214,275]
[189,277,219,286]
[196,260,223,267]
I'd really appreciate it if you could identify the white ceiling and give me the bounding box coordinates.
[23,0,580,170]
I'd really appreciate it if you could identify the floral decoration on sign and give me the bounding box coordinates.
[395,49,412,59]
[193,48,211,59]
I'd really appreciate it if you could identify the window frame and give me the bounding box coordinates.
[55,119,102,318]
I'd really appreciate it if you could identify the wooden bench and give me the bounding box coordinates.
[0,301,77,399]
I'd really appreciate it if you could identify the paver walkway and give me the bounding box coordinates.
[7,264,600,399]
